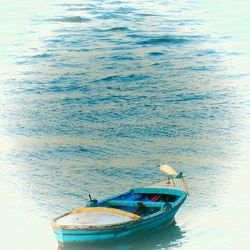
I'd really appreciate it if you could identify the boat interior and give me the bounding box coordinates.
[98,188,182,218]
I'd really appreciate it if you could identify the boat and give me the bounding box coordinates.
[52,164,188,244]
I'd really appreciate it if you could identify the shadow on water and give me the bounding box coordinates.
[58,221,184,250]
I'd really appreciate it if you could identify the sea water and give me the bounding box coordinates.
[0,0,250,249]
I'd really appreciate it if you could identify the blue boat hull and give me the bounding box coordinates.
[53,200,184,243]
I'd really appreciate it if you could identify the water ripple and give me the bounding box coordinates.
[48,16,91,23]
[1,0,250,249]
[138,36,188,45]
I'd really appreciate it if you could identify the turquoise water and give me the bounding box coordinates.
[1,0,250,249]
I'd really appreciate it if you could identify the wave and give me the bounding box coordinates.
[49,16,91,23]
[181,66,211,71]
[148,52,165,56]
[93,74,149,83]
[111,55,134,61]
[31,53,51,59]
[137,13,159,17]
[105,27,129,32]
[138,36,188,45]
[66,7,93,11]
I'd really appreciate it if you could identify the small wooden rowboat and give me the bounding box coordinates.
[52,164,188,244]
